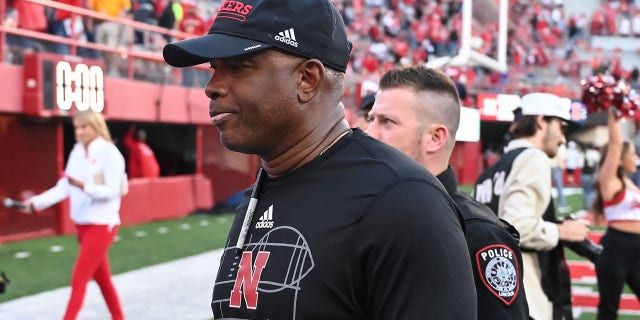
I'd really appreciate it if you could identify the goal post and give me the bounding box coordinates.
[428,0,508,73]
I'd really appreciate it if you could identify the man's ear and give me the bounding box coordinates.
[536,114,546,130]
[422,124,449,154]
[297,59,324,103]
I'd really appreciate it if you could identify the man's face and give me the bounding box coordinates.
[541,117,567,158]
[365,88,425,162]
[205,50,305,158]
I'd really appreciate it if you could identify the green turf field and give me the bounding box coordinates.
[0,213,234,303]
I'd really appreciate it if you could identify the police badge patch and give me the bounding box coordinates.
[475,244,519,305]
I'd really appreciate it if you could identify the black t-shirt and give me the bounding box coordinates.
[437,167,529,320]
[211,129,476,320]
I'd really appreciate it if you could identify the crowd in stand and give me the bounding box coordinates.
[589,0,640,36]
[3,0,218,79]
[2,0,640,96]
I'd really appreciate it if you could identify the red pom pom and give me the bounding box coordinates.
[580,74,640,119]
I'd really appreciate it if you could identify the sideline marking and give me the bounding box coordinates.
[14,252,30,259]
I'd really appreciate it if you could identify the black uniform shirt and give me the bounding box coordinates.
[211,129,476,320]
[437,166,529,320]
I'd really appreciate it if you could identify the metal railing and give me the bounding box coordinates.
[0,0,206,80]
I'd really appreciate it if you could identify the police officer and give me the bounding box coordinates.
[366,66,529,319]
[474,93,591,320]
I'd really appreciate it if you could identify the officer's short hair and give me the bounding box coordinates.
[379,66,461,137]
[379,66,460,107]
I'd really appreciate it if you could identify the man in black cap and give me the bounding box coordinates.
[164,0,476,319]
[366,66,529,320]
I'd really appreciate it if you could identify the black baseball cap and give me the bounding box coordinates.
[163,0,353,72]
[358,93,376,111]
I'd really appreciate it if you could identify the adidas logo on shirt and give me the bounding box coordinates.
[255,205,274,229]
[274,28,298,47]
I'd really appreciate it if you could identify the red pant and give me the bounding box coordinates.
[63,224,124,320]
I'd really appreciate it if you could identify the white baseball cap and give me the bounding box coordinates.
[519,93,571,121]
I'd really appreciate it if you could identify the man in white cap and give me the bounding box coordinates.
[474,93,590,320]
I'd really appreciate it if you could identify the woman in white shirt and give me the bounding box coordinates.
[22,110,126,320]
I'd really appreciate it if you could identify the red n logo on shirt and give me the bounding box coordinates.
[229,251,270,309]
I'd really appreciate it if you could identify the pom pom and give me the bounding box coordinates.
[581,74,640,119]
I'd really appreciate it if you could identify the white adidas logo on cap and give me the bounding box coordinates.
[274,28,298,48]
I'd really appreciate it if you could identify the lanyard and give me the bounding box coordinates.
[235,167,267,251]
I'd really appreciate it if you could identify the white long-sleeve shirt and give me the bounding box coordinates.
[31,137,125,225]
[500,139,561,320]
[499,139,559,251]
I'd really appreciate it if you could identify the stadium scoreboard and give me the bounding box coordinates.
[23,53,105,117]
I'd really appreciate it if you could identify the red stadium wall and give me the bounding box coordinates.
[117,175,213,225]
[103,78,210,124]
[0,117,219,242]
[0,117,62,240]
[202,125,257,206]
[0,57,252,242]
[119,179,155,225]
[0,64,22,114]
[450,141,482,185]
[7,53,210,125]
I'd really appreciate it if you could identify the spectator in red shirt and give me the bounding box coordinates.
[49,0,82,55]
[591,11,606,35]
[177,1,208,87]
[178,1,204,36]
[154,0,166,20]
[13,0,47,51]
[123,126,160,179]
[603,3,618,35]
[14,0,47,32]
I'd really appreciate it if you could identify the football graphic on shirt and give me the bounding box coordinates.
[212,226,314,319]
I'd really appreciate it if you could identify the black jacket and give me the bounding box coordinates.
[438,167,529,320]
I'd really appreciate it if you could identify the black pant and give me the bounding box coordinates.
[595,227,640,319]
